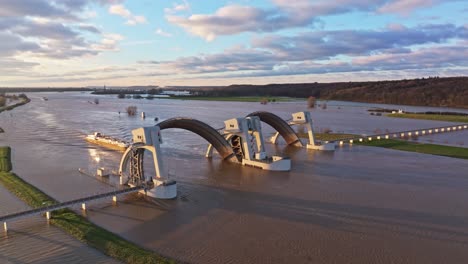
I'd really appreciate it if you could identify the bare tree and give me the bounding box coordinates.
[307,96,316,108]
[126,106,137,116]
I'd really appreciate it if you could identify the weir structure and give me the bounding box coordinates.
[119,126,177,199]
[268,111,335,151]
[158,117,236,161]
[206,116,291,171]
[246,111,303,147]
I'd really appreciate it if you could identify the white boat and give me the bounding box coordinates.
[85,132,129,151]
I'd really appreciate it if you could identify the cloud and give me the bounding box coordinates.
[0,1,124,62]
[0,0,74,19]
[78,24,101,34]
[167,5,302,41]
[252,24,468,60]
[378,0,439,16]
[200,45,468,79]
[91,33,124,52]
[155,28,172,37]
[139,23,467,79]
[164,1,190,14]
[0,58,40,76]
[167,0,452,40]
[0,32,41,56]
[108,4,147,25]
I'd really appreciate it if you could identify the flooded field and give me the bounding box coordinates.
[1,92,468,263]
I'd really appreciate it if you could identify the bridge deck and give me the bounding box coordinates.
[0,186,143,223]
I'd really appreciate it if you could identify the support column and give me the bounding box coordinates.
[3,222,7,232]
[205,144,214,158]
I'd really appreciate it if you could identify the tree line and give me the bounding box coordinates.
[188,77,468,108]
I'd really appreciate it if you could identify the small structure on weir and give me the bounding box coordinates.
[119,126,177,199]
[206,116,291,171]
[270,112,335,151]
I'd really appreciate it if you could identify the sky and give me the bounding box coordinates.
[0,0,467,87]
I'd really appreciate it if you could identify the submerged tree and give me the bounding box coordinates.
[307,96,316,108]
[126,106,137,116]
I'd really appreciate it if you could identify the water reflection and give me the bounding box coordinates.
[88,148,101,163]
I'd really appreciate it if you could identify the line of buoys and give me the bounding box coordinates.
[336,124,468,147]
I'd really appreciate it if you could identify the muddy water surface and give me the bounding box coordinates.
[1,92,468,263]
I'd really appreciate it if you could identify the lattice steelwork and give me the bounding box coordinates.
[128,148,144,186]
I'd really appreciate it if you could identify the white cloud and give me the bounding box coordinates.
[167,5,276,41]
[108,4,147,25]
[167,0,450,41]
[378,0,438,16]
[164,1,190,14]
[91,33,124,51]
[109,4,131,17]
[155,28,172,37]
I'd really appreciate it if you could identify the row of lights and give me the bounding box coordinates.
[337,124,468,146]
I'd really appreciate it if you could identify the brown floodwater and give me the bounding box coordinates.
[1,92,468,263]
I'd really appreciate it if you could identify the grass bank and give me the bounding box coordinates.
[312,133,356,141]
[163,96,295,102]
[0,97,31,114]
[357,139,468,159]
[387,113,468,123]
[297,133,468,159]
[0,148,174,264]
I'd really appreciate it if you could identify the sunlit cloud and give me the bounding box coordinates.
[164,1,191,14]
[155,28,172,37]
[108,4,147,25]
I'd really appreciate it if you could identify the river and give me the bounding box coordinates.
[1,92,468,263]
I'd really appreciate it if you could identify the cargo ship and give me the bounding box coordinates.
[85,132,129,151]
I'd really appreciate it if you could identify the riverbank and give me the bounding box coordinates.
[387,113,468,123]
[0,147,174,264]
[163,96,295,102]
[0,95,31,114]
[358,139,468,160]
[299,133,468,160]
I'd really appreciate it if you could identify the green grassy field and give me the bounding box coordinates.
[358,139,468,159]
[0,97,30,114]
[297,132,357,141]
[163,96,296,102]
[0,148,174,264]
[297,132,468,159]
[387,113,468,123]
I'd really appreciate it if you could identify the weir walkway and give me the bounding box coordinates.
[328,124,468,145]
[1,185,144,230]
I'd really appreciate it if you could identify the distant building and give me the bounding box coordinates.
[160,90,191,96]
